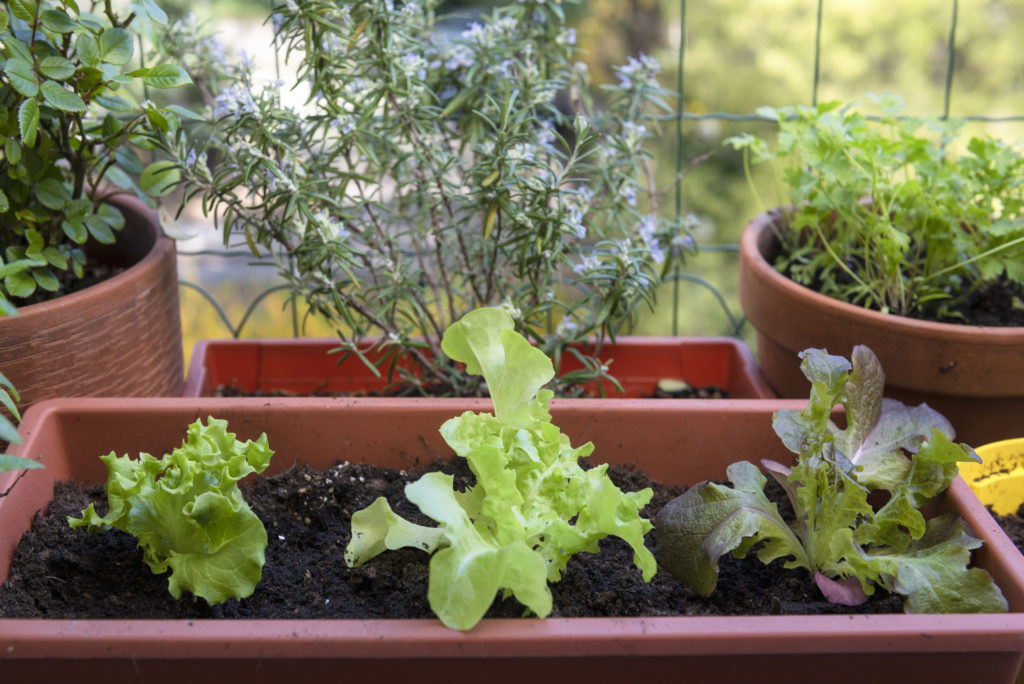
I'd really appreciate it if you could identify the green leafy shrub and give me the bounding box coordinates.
[69,417,273,605]
[728,95,1024,322]
[0,0,190,312]
[345,307,657,630]
[154,0,696,395]
[654,345,1007,613]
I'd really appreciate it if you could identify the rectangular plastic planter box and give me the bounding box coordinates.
[183,336,776,399]
[3,397,1024,682]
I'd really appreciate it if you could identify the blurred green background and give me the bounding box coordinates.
[163,0,1024,368]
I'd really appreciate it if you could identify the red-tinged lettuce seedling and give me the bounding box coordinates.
[69,417,273,605]
[345,307,657,630]
[654,345,1008,614]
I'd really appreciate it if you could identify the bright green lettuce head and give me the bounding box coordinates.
[347,307,656,630]
[69,417,273,605]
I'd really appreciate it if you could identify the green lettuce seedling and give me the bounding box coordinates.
[654,346,1008,614]
[69,417,273,605]
[345,307,657,630]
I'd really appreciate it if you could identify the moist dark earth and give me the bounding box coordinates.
[0,458,904,620]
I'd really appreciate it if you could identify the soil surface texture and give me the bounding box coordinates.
[0,458,903,619]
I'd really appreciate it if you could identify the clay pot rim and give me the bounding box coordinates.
[10,195,169,320]
[741,211,1024,343]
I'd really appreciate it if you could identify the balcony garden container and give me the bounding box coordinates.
[0,196,184,412]
[183,336,775,399]
[2,397,1024,682]
[740,214,1024,447]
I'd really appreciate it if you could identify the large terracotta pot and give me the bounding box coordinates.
[0,195,184,411]
[739,213,1024,446]
[183,336,775,399]
[2,397,1023,682]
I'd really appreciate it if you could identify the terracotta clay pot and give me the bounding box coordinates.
[0,195,184,411]
[183,336,775,399]
[739,212,1024,446]
[2,397,1024,682]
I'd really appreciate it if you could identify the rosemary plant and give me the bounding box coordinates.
[156,0,696,395]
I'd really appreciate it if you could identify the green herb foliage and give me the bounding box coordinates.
[0,0,190,311]
[654,345,1008,614]
[727,95,1024,321]
[345,307,657,630]
[154,0,696,395]
[69,417,273,605]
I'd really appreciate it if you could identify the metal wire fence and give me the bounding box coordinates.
[176,0,1023,342]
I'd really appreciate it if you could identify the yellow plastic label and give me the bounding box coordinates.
[958,438,1024,516]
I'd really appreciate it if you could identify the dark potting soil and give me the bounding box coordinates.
[213,383,730,400]
[993,506,1024,556]
[0,458,903,620]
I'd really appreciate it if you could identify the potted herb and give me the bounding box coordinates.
[731,95,1024,445]
[2,314,1024,679]
[0,0,192,411]
[155,0,706,397]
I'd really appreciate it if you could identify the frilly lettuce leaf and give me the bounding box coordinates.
[69,417,273,605]
[346,307,656,630]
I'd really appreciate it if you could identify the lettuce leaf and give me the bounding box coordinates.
[655,345,1007,614]
[69,417,273,605]
[345,307,656,630]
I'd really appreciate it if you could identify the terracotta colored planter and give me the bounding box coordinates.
[739,213,1024,446]
[0,196,184,412]
[183,336,775,399]
[3,397,1024,682]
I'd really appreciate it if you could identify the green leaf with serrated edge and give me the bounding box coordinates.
[34,177,70,210]
[141,63,191,89]
[85,214,116,243]
[69,417,274,605]
[0,258,39,280]
[40,81,86,111]
[114,146,143,175]
[2,35,32,64]
[654,460,809,596]
[3,139,21,165]
[76,33,100,67]
[17,98,38,147]
[0,189,8,213]
[5,270,36,298]
[38,55,75,80]
[840,514,1007,614]
[42,246,66,269]
[61,219,88,243]
[40,8,76,33]
[0,10,9,33]
[5,58,38,97]
[31,267,58,291]
[98,27,133,65]
[8,0,37,21]
[95,94,132,111]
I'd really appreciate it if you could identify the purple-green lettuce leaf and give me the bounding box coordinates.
[654,460,809,596]
[838,513,1009,614]
[68,417,273,605]
[858,428,978,549]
